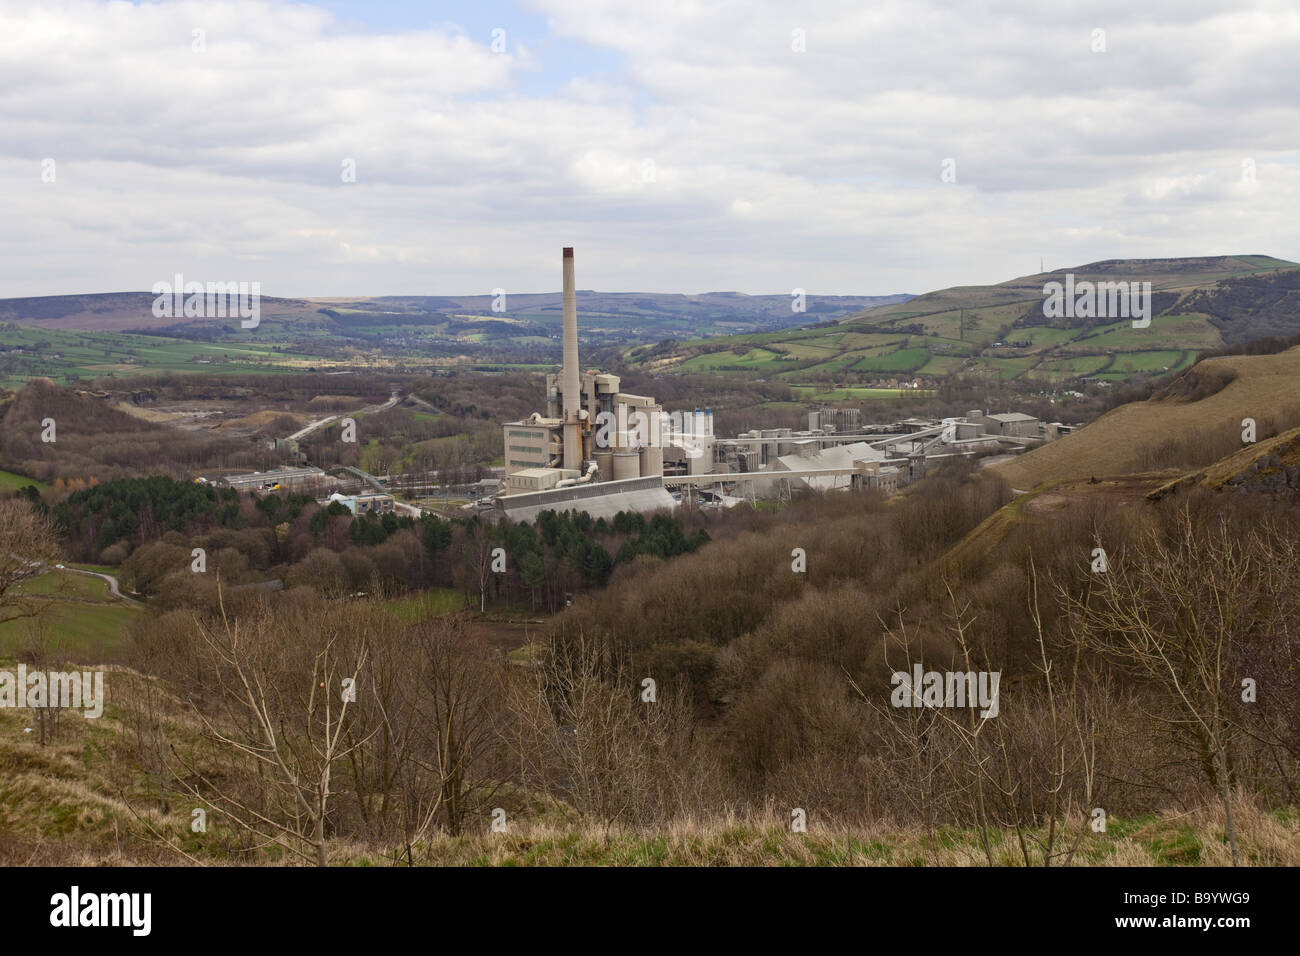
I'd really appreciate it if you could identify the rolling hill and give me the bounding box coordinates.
[992,345,1300,490]
[0,290,909,353]
[628,255,1300,388]
[0,289,910,384]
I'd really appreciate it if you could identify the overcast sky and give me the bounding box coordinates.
[2,0,1297,299]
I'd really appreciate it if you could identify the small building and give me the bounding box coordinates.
[324,492,395,515]
[506,467,578,494]
[969,411,1042,438]
[469,478,503,497]
[219,466,326,492]
[503,419,560,474]
[855,461,903,495]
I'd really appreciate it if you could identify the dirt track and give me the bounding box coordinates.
[1019,475,1165,516]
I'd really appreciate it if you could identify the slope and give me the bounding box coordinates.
[992,346,1300,490]
[628,255,1300,387]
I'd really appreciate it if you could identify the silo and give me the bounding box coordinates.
[613,451,641,480]
[639,443,663,477]
[595,450,614,481]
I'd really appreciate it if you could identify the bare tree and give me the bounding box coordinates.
[0,498,60,627]
[169,588,373,866]
[506,632,708,830]
[409,613,507,837]
[18,616,64,747]
[1062,507,1274,866]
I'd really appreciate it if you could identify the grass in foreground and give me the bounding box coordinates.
[0,666,1294,867]
[0,469,49,494]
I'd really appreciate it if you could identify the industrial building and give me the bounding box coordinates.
[967,410,1042,439]
[323,492,395,515]
[215,466,329,492]
[494,248,678,520]
[808,406,861,433]
[488,249,1060,518]
[699,407,1050,498]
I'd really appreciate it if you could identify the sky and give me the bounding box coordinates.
[1,0,1297,299]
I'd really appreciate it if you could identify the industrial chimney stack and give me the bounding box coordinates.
[561,247,581,470]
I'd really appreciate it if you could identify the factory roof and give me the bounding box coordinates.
[494,476,676,522]
[221,466,325,484]
[984,412,1039,422]
[772,442,886,490]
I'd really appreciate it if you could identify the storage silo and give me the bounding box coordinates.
[612,450,641,480]
[639,443,663,477]
[594,450,614,481]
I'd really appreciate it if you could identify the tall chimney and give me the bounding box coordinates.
[561,247,581,470]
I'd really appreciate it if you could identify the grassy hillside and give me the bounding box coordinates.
[629,255,1300,387]
[0,664,1293,866]
[0,570,139,662]
[0,323,321,388]
[993,347,1300,489]
[0,469,48,494]
[0,289,913,381]
[1150,423,1300,499]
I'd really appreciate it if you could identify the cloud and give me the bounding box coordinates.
[0,0,1296,298]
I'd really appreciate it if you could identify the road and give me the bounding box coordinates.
[8,554,144,608]
[286,391,402,442]
[61,566,142,606]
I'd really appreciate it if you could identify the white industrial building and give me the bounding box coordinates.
[489,249,1051,518]
[494,247,678,520]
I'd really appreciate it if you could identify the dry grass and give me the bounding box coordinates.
[370,799,1300,867]
[995,347,1300,490]
[3,661,1296,867]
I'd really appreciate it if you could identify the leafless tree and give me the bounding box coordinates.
[168,587,373,866]
[1061,506,1276,866]
[0,498,60,627]
[408,613,508,838]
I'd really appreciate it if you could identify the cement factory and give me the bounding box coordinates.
[491,247,1071,521]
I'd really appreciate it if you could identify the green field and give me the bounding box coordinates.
[1067,313,1221,352]
[676,347,789,373]
[69,564,121,576]
[0,324,321,387]
[789,386,936,400]
[852,346,930,373]
[0,469,49,494]
[386,588,464,622]
[641,306,1223,388]
[15,571,112,601]
[1104,349,1190,374]
[979,357,1038,380]
[0,572,139,661]
[1026,355,1112,380]
[917,354,968,376]
[633,257,1300,387]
